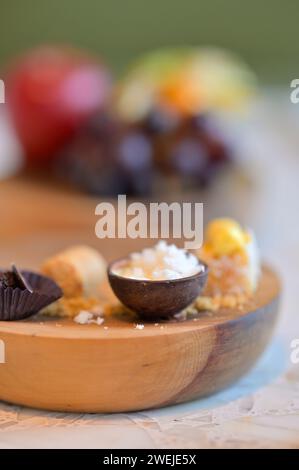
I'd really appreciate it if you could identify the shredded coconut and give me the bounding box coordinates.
[114,241,203,280]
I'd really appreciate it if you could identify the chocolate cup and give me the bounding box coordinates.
[108,258,208,320]
[0,271,62,321]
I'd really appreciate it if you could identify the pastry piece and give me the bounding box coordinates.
[41,245,106,298]
[198,218,260,299]
[41,296,104,318]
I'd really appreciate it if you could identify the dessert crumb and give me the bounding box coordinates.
[74,310,93,325]
[174,310,187,321]
[74,310,104,326]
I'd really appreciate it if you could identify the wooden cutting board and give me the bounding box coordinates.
[0,266,280,413]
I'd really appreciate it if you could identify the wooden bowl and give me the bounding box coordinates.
[107,258,208,319]
[0,265,280,413]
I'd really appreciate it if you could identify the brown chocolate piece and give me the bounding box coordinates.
[0,265,33,292]
[0,270,63,321]
[12,264,33,293]
[0,271,16,289]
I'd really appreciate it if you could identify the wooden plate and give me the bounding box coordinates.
[0,266,280,413]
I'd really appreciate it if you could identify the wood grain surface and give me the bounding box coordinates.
[0,266,280,413]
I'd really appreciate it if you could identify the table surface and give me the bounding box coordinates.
[0,93,298,449]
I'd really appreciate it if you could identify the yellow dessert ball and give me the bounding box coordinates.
[205,218,250,257]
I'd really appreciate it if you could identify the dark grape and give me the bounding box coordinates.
[143,108,180,135]
[56,114,154,196]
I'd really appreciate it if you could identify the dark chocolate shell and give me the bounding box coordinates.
[0,271,62,321]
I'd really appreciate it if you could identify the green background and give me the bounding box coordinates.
[0,0,298,83]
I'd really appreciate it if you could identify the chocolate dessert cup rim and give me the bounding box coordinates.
[0,270,63,321]
[0,270,62,295]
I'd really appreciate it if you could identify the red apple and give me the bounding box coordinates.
[6,46,112,165]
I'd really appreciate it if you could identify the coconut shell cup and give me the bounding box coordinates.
[0,270,62,321]
[108,258,208,320]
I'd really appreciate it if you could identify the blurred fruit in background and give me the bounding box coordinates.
[113,47,255,191]
[0,108,24,180]
[2,44,256,195]
[145,112,231,187]
[6,46,112,166]
[115,47,256,121]
[56,113,153,196]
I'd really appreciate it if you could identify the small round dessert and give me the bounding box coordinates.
[108,257,208,319]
